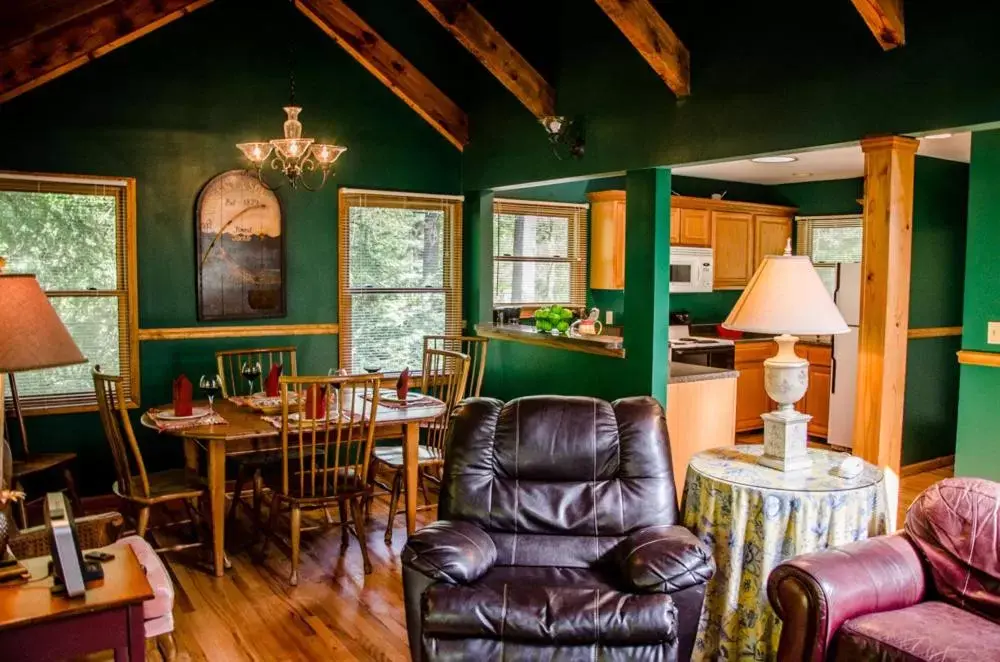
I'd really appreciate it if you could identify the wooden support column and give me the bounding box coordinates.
[623,168,672,405]
[854,135,918,525]
[463,190,494,330]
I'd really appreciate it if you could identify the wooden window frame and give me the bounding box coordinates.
[337,187,463,374]
[491,197,588,309]
[0,171,139,415]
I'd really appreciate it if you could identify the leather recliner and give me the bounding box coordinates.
[401,395,715,662]
[768,476,1000,661]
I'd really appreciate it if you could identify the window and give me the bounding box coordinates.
[338,188,462,374]
[795,215,863,295]
[0,172,138,414]
[492,198,587,308]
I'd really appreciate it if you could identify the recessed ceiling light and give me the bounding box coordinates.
[750,155,798,164]
[923,133,953,140]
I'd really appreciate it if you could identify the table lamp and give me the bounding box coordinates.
[0,273,87,508]
[723,243,849,471]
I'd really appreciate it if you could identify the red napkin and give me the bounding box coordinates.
[305,385,327,420]
[173,375,193,416]
[265,364,283,397]
[396,367,410,401]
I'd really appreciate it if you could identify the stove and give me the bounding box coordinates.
[669,325,735,369]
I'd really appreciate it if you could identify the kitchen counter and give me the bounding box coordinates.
[474,323,626,359]
[689,325,832,346]
[669,362,739,384]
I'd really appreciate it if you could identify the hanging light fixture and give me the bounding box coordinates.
[540,115,585,160]
[236,1,345,191]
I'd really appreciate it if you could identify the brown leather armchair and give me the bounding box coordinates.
[401,396,715,662]
[768,477,1000,662]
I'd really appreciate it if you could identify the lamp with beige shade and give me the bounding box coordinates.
[723,242,849,471]
[0,272,87,534]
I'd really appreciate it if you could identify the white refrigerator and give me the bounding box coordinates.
[827,262,862,448]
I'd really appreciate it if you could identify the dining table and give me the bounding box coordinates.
[140,393,446,577]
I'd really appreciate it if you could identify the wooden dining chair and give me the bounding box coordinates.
[423,335,489,399]
[215,346,298,527]
[371,348,469,544]
[215,346,298,398]
[92,367,205,552]
[259,373,383,584]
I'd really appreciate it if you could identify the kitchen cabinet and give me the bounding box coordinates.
[734,341,774,432]
[678,208,712,247]
[754,215,793,264]
[735,340,832,437]
[587,190,626,290]
[670,207,681,245]
[712,211,754,289]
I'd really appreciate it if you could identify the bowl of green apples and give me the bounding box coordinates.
[532,304,576,335]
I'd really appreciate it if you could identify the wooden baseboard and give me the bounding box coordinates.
[900,454,955,477]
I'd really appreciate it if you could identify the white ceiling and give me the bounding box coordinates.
[672,132,971,185]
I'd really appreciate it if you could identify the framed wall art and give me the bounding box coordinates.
[196,170,285,320]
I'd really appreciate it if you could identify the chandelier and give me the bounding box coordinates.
[237,106,346,191]
[236,0,345,191]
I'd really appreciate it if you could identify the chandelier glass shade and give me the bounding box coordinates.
[237,106,346,191]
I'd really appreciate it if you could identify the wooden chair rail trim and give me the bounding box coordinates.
[957,350,1000,368]
[138,323,339,341]
[906,326,962,339]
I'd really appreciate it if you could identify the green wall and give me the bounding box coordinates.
[903,157,968,464]
[463,0,1000,190]
[0,0,464,495]
[956,130,1000,480]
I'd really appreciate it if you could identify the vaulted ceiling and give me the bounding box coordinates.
[0,0,907,149]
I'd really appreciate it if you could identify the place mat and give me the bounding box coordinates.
[147,408,228,432]
[262,410,362,430]
[364,393,439,409]
[229,392,300,414]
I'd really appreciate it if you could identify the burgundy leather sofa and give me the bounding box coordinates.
[400,396,715,661]
[768,476,1000,662]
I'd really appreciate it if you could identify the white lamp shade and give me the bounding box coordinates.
[723,254,849,335]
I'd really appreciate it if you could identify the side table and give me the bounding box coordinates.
[0,543,154,661]
[682,444,887,661]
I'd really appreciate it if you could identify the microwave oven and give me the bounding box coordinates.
[670,246,714,293]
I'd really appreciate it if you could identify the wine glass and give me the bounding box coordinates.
[241,360,262,395]
[200,374,222,415]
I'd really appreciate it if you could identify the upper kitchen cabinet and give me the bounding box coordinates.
[754,215,793,264]
[588,190,626,290]
[712,211,754,288]
[670,207,681,244]
[677,208,712,247]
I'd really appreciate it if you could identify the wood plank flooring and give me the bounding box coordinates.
[82,465,954,662]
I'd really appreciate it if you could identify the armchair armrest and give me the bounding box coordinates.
[767,533,927,662]
[402,520,497,585]
[616,525,715,593]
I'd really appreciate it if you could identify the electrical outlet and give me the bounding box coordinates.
[989,322,1000,345]
[605,310,614,325]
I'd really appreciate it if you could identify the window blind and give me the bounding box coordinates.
[338,188,463,374]
[0,173,138,414]
[492,198,588,307]
[795,214,863,295]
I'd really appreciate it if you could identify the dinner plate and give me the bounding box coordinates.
[288,410,340,423]
[379,391,423,404]
[155,407,211,421]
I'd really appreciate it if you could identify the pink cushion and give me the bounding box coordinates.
[905,477,1000,624]
[111,536,174,622]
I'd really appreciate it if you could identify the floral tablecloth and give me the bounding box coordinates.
[682,445,888,661]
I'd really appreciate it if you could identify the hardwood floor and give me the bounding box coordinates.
[81,464,954,662]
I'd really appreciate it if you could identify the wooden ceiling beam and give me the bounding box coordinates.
[0,0,214,105]
[851,0,905,50]
[414,0,554,120]
[297,0,469,150]
[592,0,690,97]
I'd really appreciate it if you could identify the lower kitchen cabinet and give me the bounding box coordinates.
[735,341,832,437]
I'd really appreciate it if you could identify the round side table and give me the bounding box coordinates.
[682,444,887,661]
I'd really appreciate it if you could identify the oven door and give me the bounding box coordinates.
[671,345,735,370]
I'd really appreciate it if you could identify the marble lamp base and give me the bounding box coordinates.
[759,410,813,471]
